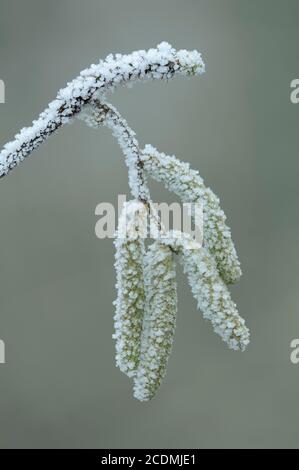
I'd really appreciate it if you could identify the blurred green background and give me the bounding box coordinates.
[0,0,299,449]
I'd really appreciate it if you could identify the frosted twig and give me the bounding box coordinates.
[79,100,171,244]
[79,100,149,201]
[0,42,204,178]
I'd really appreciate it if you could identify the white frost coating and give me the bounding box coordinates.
[113,200,147,377]
[160,232,249,351]
[134,242,177,401]
[0,41,250,400]
[0,42,205,178]
[141,145,241,284]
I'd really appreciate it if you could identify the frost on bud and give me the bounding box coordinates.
[134,243,177,401]
[178,236,249,351]
[113,201,148,377]
[141,145,242,284]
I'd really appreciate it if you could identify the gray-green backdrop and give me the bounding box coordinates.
[0,0,299,449]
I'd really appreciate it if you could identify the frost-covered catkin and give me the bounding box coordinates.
[177,236,249,351]
[141,145,241,284]
[113,201,147,377]
[134,243,177,401]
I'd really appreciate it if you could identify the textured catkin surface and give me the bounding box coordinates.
[113,201,148,376]
[113,238,145,377]
[142,146,241,284]
[134,243,177,401]
[179,244,249,351]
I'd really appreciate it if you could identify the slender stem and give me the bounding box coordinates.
[93,99,149,201]
[80,100,179,251]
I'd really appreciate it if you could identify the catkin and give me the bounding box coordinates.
[178,237,249,351]
[141,145,242,284]
[134,243,177,401]
[113,201,147,377]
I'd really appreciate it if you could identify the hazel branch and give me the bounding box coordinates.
[0,41,250,401]
[0,42,204,179]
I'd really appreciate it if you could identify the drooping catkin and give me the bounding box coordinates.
[113,201,147,377]
[175,234,249,351]
[134,242,177,401]
[141,145,242,284]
